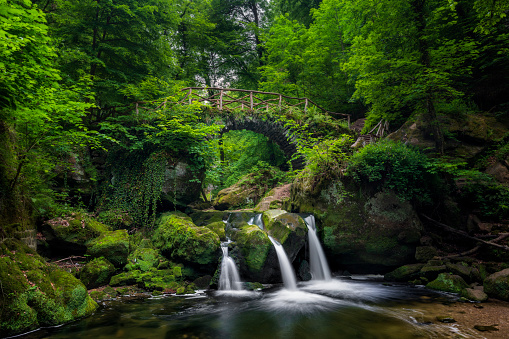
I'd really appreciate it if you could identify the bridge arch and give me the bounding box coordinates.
[219,115,306,170]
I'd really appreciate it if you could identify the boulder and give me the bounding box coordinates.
[79,257,116,289]
[483,268,509,300]
[262,210,307,263]
[446,262,473,282]
[426,273,469,293]
[415,246,438,262]
[0,240,97,338]
[461,288,488,302]
[160,161,204,207]
[42,213,111,255]
[86,229,129,267]
[152,214,221,275]
[420,265,447,281]
[384,263,425,282]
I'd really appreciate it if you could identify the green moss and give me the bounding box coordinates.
[232,224,271,273]
[384,264,425,282]
[484,268,509,300]
[190,211,227,226]
[125,247,162,272]
[86,229,129,267]
[152,215,220,266]
[45,213,111,246]
[204,221,226,240]
[80,257,116,289]
[426,273,468,293]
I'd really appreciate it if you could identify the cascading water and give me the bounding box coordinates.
[268,236,298,290]
[247,213,264,230]
[219,240,243,291]
[304,215,332,281]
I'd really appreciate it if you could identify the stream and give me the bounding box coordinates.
[16,277,482,339]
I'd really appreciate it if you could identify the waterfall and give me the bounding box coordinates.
[268,236,298,290]
[247,213,264,230]
[304,215,332,281]
[219,240,243,290]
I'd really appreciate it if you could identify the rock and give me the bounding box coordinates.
[415,246,438,262]
[299,260,312,281]
[262,210,308,262]
[436,316,456,323]
[291,182,422,271]
[384,264,425,282]
[446,262,473,282]
[420,265,447,281]
[109,268,192,293]
[160,161,203,207]
[152,214,221,275]
[42,213,111,255]
[124,247,164,272]
[474,325,499,332]
[461,288,488,302]
[79,257,116,289]
[0,240,97,338]
[426,273,469,293]
[86,229,129,267]
[483,268,509,300]
[193,275,212,289]
[204,221,226,241]
[190,211,228,226]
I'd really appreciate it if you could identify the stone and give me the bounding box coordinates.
[436,316,456,323]
[160,161,203,207]
[420,265,447,281]
[483,268,509,301]
[79,257,116,289]
[461,288,488,302]
[384,264,425,282]
[474,325,499,332]
[426,273,469,293]
[152,214,221,275]
[415,246,438,262]
[446,262,473,282]
[86,229,129,267]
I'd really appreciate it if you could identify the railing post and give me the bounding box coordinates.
[135,102,139,115]
[219,90,223,110]
[304,98,308,112]
[279,95,282,111]
[188,88,192,105]
[250,92,253,111]
[348,115,351,129]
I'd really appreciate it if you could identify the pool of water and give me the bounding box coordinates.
[17,278,481,339]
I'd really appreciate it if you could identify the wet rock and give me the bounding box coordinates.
[152,214,221,275]
[86,229,129,268]
[299,260,312,281]
[384,263,425,282]
[483,268,509,301]
[446,262,473,282]
[420,265,447,281]
[193,275,212,289]
[426,273,469,293]
[436,316,456,323]
[474,325,499,332]
[461,288,488,302]
[79,257,116,289]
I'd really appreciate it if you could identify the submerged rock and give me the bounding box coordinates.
[0,240,97,338]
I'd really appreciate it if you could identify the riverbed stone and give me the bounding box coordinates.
[426,273,469,293]
[461,288,488,302]
[483,268,509,300]
[86,229,129,267]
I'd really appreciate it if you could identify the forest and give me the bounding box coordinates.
[2,0,509,337]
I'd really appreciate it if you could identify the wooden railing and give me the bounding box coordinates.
[178,87,351,128]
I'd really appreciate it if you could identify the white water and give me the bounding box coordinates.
[268,236,298,290]
[247,213,264,230]
[304,215,332,281]
[219,240,243,291]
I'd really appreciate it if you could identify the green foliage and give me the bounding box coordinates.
[347,140,438,204]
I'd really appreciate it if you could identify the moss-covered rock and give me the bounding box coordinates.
[86,229,129,267]
[109,268,193,294]
[79,257,116,289]
[426,273,469,293]
[204,221,226,241]
[231,224,272,278]
[461,288,488,302]
[420,265,447,281]
[483,268,509,300]
[42,213,111,255]
[262,210,307,263]
[384,263,425,282]
[152,214,220,274]
[0,240,97,338]
[125,246,164,272]
[190,211,227,226]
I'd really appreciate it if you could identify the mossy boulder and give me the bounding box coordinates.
[426,273,469,293]
[152,214,221,275]
[0,240,97,338]
[483,268,509,301]
[86,229,129,267]
[230,223,273,281]
[204,221,227,241]
[190,211,228,226]
[125,247,164,272]
[384,263,425,282]
[213,183,256,210]
[109,268,193,294]
[262,210,308,263]
[291,179,421,272]
[461,288,488,302]
[79,257,116,289]
[42,212,111,255]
